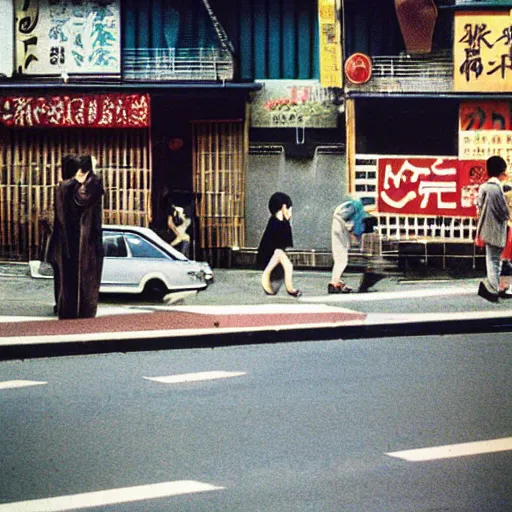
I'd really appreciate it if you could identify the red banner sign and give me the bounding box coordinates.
[460,101,511,131]
[378,158,486,217]
[0,94,150,128]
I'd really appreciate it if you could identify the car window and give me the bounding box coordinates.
[102,233,128,258]
[124,234,168,259]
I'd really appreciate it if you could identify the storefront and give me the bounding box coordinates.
[343,1,512,269]
[0,0,260,264]
[0,92,152,261]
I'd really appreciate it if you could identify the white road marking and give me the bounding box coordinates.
[387,437,512,462]
[143,371,246,384]
[0,480,224,512]
[302,287,476,303]
[0,380,47,390]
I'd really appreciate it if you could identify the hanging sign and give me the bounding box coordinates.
[15,0,120,76]
[251,80,340,128]
[318,0,342,88]
[344,53,372,85]
[0,94,150,128]
[454,10,512,92]
[377,157,485,217]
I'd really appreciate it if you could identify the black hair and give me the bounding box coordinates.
[268,192,292,215]
[486,155,507,178]
[61,154,80,180]
[79,155,94,173]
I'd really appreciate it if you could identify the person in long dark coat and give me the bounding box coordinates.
[48,154,104,319]
[257,192,302,297]
[47,154,80,311]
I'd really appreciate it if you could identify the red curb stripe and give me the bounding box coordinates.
[0,311,366,338]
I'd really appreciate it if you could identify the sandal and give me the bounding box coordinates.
[328,283,342,294]
[328,282,352,294]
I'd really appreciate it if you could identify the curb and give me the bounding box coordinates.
[1,310,511,361]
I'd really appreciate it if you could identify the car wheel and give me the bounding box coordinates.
[142,279,168,300]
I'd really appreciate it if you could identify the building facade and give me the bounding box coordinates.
[343,0,512,269]
[5,0,506,268]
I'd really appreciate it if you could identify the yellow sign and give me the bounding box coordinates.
[454,10,512,92]
[318,0,342,88]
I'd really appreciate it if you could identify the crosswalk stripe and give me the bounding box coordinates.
[143,371,246,384]
[0,380,47,390]
[387,437,512,461]
[0,480,224,511]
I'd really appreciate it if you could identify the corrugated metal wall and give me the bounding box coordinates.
[123,0,320,81]
[123,0,220,50]
[222,0,319,80]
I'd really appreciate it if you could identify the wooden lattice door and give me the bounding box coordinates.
[192,120,246,262]
[0,127,151,261]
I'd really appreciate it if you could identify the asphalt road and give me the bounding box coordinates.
[1,333,511,511]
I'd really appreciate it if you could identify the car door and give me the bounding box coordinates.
[122,232,196,290]
[101,231,134,292]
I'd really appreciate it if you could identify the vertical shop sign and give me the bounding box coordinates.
[15,0,120,76]
[377,158,485,217]
[318,0,342,88]
[454,10,512,92]
[0,0,14,77]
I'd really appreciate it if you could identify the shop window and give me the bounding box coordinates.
[356,98,459,156]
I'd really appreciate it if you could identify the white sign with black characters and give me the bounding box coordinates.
[15,0,120,76]
[0,0,14,77]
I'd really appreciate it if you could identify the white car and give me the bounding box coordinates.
[100,225,213,297]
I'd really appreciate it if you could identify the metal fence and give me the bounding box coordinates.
[346,52,453,93]
[123,48,234,82]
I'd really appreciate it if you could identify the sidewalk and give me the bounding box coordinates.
[0,264,511,360]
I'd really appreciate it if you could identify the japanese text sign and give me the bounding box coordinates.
[15,0,120,76]
[318,0,342,88]
[251,80,339,128]
[378,158,486,217]
[459,101,511,130]
[454,10,512,92]
[0,94,150,128]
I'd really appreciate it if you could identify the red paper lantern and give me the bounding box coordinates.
[168,137,184,151]
[344,53,372,85]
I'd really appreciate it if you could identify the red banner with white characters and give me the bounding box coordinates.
[378,158,486,217]
[0,94,150,128]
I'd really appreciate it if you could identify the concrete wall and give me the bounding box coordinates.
[246,152,347,250]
